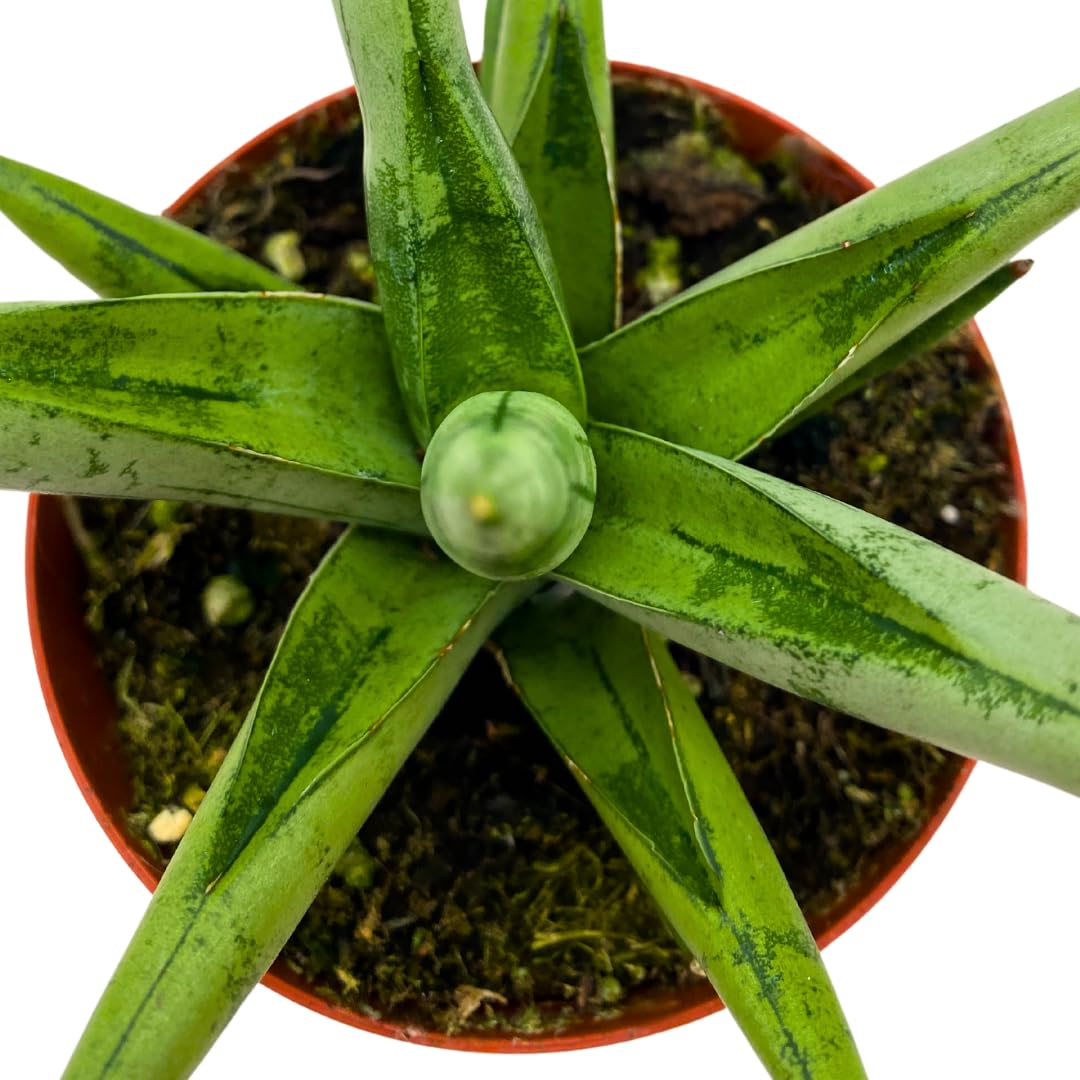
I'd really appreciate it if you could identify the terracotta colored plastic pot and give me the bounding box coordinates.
[25,63,1026,1053]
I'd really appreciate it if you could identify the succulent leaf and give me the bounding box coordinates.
[482,0,612,149]
[580,89,1080,459]
[480,0,507,99]
[780,259,1032,432]
[333,0,587,443]
[0,293,425,530]
[420,390,596,579]
[495,595,867,1080]
[0,155,292,297]
[482,0,620,345]
[7,3,1080,1072]
[62,528,531,1080]
[558,423,1080,794]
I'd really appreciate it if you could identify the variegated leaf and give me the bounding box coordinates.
[580,89,1080,459]
[558,423,1080,794]
[0,293,424,531]
[333,0,586,443]
[63,528,531,1079]
[0,154,291,297]
[496,594,866,1080]
[483,0,619,345]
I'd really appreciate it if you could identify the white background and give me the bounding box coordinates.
[1,2,1078,1077]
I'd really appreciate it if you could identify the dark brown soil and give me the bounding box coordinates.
[72,74,1016,1036]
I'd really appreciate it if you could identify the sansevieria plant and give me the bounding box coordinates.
[1,1,1079,1077]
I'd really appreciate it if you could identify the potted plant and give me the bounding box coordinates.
[2,2,1080,1080]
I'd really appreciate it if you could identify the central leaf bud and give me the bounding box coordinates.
[420,391,597,580]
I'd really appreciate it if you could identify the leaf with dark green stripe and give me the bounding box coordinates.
[0,154,292,298]
[482,0,620,345]
[495,595,866,1080]
[0,293,425,530]
[557,423,1080,794]
[780,259,1032,433]
[333,0,586,444]
[63,529,531,1080]
[482,0,612,150]
[580,89,1080,459]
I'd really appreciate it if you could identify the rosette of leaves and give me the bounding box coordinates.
[1,1,1079,1077]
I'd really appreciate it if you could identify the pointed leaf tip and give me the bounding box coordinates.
[0,154,292,298]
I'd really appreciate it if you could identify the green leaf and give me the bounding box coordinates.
[482,0,612,149]
[779,259,1032,433]
[333,0,586,444]
[557,423,1080,794]
[479,0,508,98]
[580,89,1080,459]
[483,0,620,345]
[63,529,531,1080]
[0,154,292,298]
[0,293,425,531]
[495,595,866,1080]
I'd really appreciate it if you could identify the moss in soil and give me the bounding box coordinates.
[72,75,1016,1035]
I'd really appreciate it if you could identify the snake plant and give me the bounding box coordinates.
[1,2,1078,1077]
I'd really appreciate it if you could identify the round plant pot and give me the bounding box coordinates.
[25,63,1026,1053]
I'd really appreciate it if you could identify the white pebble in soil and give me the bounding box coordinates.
[148,806,193,845]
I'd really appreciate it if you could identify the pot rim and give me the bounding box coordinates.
[25,60,1027,1054]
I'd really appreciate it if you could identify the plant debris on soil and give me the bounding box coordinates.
[70,74,1017,1036]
